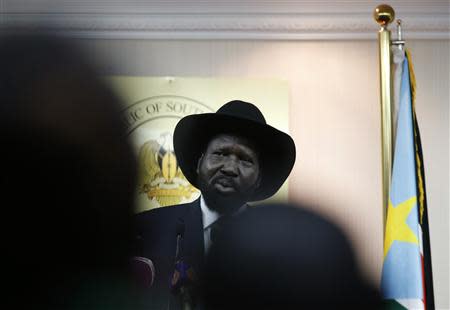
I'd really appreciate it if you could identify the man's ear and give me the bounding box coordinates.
[196,153,204,175]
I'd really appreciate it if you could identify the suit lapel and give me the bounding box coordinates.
[180,199,204,275]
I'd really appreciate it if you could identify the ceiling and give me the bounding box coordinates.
[1,1,449,40]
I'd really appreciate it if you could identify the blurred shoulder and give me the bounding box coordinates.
[135,199,200,223]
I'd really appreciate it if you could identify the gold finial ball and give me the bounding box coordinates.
[373,4,395,26]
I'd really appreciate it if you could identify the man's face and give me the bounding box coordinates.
[197,134,261,212]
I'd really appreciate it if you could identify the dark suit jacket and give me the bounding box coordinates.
[135,199,204,309]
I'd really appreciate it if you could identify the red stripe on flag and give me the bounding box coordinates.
[420,254,426,310]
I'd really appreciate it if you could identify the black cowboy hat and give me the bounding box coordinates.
[173,100,296,201]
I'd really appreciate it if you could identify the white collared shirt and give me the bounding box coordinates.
[200,195,248,254]
[200,195,221,253]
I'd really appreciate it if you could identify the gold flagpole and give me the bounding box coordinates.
[373,5,395,235]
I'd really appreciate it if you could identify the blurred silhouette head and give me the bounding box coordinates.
[203,204,381,309]
[0,32,137,308]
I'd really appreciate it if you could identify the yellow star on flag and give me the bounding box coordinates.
[384,196,419,258]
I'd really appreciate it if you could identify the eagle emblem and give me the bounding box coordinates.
[138,133,198,208]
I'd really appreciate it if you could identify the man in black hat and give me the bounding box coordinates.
[134,100,296,309]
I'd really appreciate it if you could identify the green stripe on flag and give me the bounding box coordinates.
[382,299,408,309]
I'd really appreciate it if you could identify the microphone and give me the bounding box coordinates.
[171,220,196,310]
[175,220,185,261]
[130,256,155,289]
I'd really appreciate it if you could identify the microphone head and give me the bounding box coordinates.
[170,261,197,294]
[130,256,155,289]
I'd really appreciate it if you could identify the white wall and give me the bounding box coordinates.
[81,38,449,308]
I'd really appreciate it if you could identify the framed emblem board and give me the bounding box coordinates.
[107,77,290,213]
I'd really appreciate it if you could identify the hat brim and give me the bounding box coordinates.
[173,113,296,201]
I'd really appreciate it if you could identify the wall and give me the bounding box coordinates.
[81,38,449,308]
